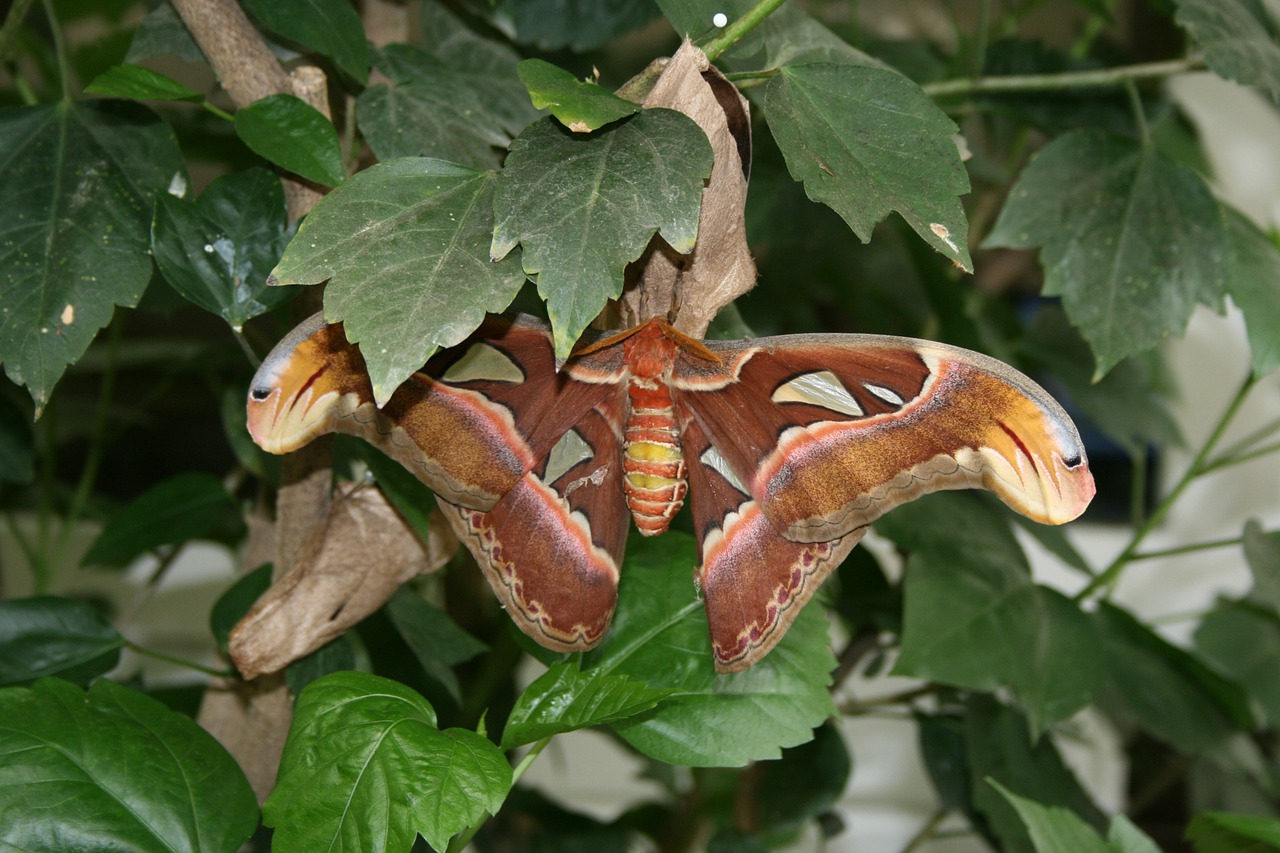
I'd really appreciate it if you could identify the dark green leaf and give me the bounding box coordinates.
[1195,601,1280,726]
[1176,0,1280,105]
[356,443,436,544]
[264,672,511,852]
[0,101,185,411]
[0,678,257,852]
[210,564,273,653]
[0,597,124,687]
[496,0,658,50]
[1243,519,1280,614]
[984,129,1226,377]
[0,392,35,484]
[126,1,206,63]
[285,636,359,697]
[152,167,295,328]
[765,63,972,270]
[965,698,1106,852]
[708,829,770,853]
[86,63,202,102]
[502,660,675,748]
[234,94,344,187]
[1223,207,1280,376]
[493,112,712,359]
[81,472,246,568]
[240,0,368,84]
[272,157,525,406]
[385,588,487,704]
[917,714,972,811]
[589,532,837,767]
[1187,811,1280,852]
[875,491,1028,573]
[516,58,641,131]
[896,550,1099,733]
[751,722,851,836]
[990,780,1110,853]
[1093,602,1253,753]
[418,4,543,137]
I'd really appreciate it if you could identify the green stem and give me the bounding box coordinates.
[0,0,36,60]
[700,0,788,63]
[201,100,235,122]
[1206,439,1280,473]
[922,56,1205,98]
[972,0,990,80]
[1125,79,1150,145]
[39,0,72,101]
[1128,535,1244,562]
[50,318,123,574]
[123,640,237,679]
[445,736,553,853]
[900,809,951,853]
[1076,374,1257,601]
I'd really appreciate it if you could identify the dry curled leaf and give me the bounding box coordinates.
[619,40,756,336]
[229,483,444,678]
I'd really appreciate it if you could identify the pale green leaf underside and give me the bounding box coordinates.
[272,157,526,406]
[765,63,972,270]
[1176,0,1280,105]
[1223,207,1280,376]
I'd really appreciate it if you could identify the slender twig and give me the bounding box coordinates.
[1209,415,1280,466]
[1207,440,1280,473]
[39,0,71,101]
[201,100,235,122]
[899,808,951,853]
[50,319,123,574]
[1076,375,1258,601]
[0,0,36,60]
[700,0,788,63]
[921,56,1205,98]
[1125,79,1150,145]
[124,639,237,679]
[1128,536,1245,562]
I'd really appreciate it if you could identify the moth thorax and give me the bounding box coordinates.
[623,381,687,536]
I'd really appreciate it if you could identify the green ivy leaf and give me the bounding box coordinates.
[272,157,526,406]
[965,698,1107,852]
[587,532,837,767]
[496,0,658,51]
[516,58,641,131]
[989,780,1110,853]
[0,597,124,688]
[0,101,185,411]
[81,472,246,569]
[209,564,273,653]
[502,660,675,748]
[656,0,876,68]
[234,94,344,187]
[984,128,1226,378]
[1176,0,1280,105]
[1186,811,1280,852]
[492,112,712,359]
[1243,519,1280,615]
[1196,601,1280,727]
[765,63,972,270]
[1093,602,1253,753]
[1222,207,1280,376]
[885,495,1099,734]
[240,0,369,84]
[385,589,487,705]
[0,678,257,852]
[264,672,512,853]
[152,167,296,328]
[86,63,202,102]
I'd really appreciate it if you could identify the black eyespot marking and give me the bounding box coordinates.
[250,387,271,401]
[1063,453,1082,468]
